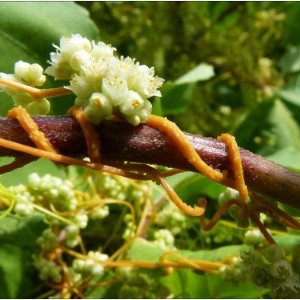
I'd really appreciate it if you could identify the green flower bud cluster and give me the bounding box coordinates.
[220,240,300,298]
[10,173,91,231]
[27,173,77,212]
[45,34,164,125]
[71,251,109,280]
[36,228,59,250]
[96,173,150,204]
[244,229,269,247]
[122,213,137,241]
[36,225,81,251]
[155,202,188,235]
[0,61,50,114]
[10,184,35,217]
[34,256,62,284]
[62,225,80,248]
[90,204,109,220]
[71,211,89,229]
[153,229,176,250]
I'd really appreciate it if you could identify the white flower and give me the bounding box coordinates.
[83,92,113,125]
[71,75,95,99]
[14,61,46,86]
[102,74,128,106]
[45,34,92,79]
[58,34,92,62]
[69,50,91,72]
[45,34,164,125]
[91,41,116,59]
[127,64,163,98]
[119,90,144,115]
[45,54,74,80]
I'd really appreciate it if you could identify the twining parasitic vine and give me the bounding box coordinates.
[0,34,300,298]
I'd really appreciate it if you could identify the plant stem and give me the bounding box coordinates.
[0,116,299,210]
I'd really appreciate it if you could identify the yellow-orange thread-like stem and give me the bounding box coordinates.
[218,133,249,202]
[7,106,58,153]
[0,78,72,99]
[0,137,151,181]
[146,115,231,186]
[68,106,101,163]
[116,162,205,216]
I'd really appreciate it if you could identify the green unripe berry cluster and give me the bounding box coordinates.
[220,238,300,298]
[34,257,62,284]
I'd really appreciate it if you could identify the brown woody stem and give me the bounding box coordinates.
[0,116,299,210]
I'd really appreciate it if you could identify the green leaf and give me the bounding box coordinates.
[266,146,300,171]
[278,45,300,74]
[160,81,195,115]
[0,158,67,187]
[0,2,99,116]
[0,215,46,298]
[175,63,215,84]
[175,173,225,206]
[274,234,300,249]
[234,99,300,155]
[0,214,46,247]
[277,89,300,106]
[160,270,264,298]
[160,63,215,115]
[0,2,99,71]
[128,238,241,263]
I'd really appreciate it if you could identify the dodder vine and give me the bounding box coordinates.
[0,34,299,298]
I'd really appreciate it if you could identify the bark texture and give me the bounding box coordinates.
[0,116,299,210]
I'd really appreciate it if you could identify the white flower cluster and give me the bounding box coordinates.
[153,229,175,250]
[0,61,50,114]
[156,202,188,235]
[72,251,108,279]
[28,173,77,212]
[244,229,270,247]
[122,213,137,241]
[11,184,35,217]
[45,34,164,125]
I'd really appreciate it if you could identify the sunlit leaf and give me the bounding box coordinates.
[175,63,215,84]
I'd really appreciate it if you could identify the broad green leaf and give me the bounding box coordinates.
[278,45,300,74]
[160,81,195,115]
[0,244,31,298]
[175,63,215,84]
[0,214,45,247]
[277,89,300,106]
[0,2,99,71]
[0,215,46,298]
[160,270,264,298]
[160,63,214,115]
[266,146,300,171]
[0,2,99,116]
[175,174,225,206]
[274,234,300,249]
[0,158,67,187]
[233,99,300,155]
[128,238,241,263]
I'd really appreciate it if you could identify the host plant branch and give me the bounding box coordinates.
[0,115,299,210]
